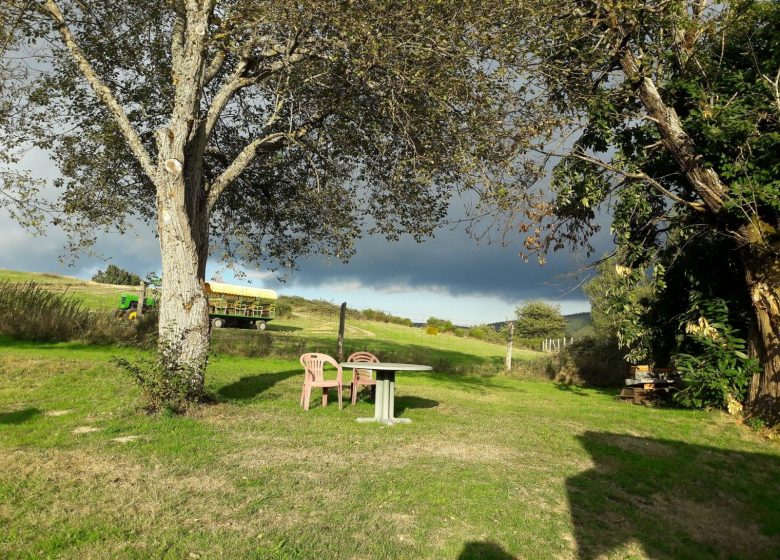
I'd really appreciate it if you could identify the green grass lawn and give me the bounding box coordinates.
[2,335,779,560]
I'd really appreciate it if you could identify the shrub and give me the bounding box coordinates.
[82,309,158,348]
[425,325,439,336]
[0,281,157,347]
[274,301,293,318]
[114,346,200,414]
[92,264,142,286]
[0,281,89,342]
[559,337,628,387]
[427,317,454,332]
[467,324,505,344]
[508,355,561,380]
[673,299,758,410]
[515,301,567,339]
[467,325,489,340]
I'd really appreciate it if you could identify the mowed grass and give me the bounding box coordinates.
[2,335,779,559]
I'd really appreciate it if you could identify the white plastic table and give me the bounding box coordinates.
[339,362,432,425]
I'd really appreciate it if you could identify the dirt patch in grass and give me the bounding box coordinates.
[45,409,73,417]
[72,426,100,434]
[112,435,142,443]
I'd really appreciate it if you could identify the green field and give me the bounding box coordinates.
[0,268,138,310]
[1,271,779,559]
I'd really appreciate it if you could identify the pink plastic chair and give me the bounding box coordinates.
[347,351,379,405]
[299,353,343,410]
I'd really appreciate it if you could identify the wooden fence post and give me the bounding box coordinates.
[337,302,347,362]
[137,281,146,317]
[504,321,514,373]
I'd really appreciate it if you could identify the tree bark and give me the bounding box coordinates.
[149,3,213,397]
[742,239,780,423]
[155,146,211,396]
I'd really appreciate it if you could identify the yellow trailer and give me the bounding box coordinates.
[204,281,277,330]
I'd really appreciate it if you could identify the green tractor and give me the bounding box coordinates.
[115,293,157,320]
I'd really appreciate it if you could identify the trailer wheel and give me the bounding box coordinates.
[127,310,138,321]
[256,321,267,331]
[212,317,225,329]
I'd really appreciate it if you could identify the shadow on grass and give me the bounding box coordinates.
[553,382,622,400]
[568,431,780,560]
[395,396,438,414]
[265,324,302,332]
[217,369,300,401]
[457,541,516,559]
[417,371,527,394]
[0,407,41,425]
[554,383,590,396]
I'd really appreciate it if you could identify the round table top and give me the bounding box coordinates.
[339,362,432,372]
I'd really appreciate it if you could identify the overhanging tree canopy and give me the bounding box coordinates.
[1,0,536,402]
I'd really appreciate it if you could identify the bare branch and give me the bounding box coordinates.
[40,0,157,182]
[203,46,307,143]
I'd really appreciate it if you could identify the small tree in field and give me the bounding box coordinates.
[92,265,142,286]
[2,0,533,406]
[515,301,566,340]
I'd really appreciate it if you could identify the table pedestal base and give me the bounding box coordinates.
[356,371,411,425]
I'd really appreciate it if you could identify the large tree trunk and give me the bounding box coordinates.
[152,3,212,399]
[155,126,211,398]
[742,241,780,424]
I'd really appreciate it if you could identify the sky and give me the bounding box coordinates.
[0,149,613,326]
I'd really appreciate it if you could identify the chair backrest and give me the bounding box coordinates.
[347,351,379,381]
[300,353,342,383]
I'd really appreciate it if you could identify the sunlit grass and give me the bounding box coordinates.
[1,336,779,559]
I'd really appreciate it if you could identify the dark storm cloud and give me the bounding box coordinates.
[1,201,613,303]
[286,219,614,302]
[0,219,161,279]
[2,144,614,301]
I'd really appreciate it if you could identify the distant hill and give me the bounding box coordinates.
[564,312,594,337]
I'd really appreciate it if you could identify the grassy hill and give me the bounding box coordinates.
[564,312,594,337]
[0,268,537,367]
[489,311,594,338]
[0,268,137,310]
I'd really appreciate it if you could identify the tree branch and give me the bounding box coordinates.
[202,49,226,85]
[207,118,321,210]
[205,38,307,142]
[40,0,157,182]
[571,151,707,213]
[620,49,728,213]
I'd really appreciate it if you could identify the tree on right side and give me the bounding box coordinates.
[501,0,779,422]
